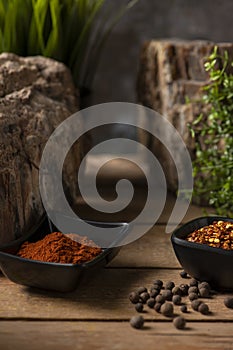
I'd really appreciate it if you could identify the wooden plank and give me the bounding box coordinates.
[0,270,233,321]
[108,225,180,268]
[0,321,232,350]
[75,190,213,224]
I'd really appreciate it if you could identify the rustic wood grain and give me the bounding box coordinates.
[0,194,226,350]
[75,190,212,224]
[0,321,232,350]
[0,269,233,321]
[109,225,180,268]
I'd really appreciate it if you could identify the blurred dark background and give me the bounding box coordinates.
[93,0,233,104]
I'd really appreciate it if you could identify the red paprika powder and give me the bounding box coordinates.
[17,232,102,264]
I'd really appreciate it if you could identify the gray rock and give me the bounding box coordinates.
[0,53,82,245]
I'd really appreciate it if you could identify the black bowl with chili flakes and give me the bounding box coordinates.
[171,216,233,291]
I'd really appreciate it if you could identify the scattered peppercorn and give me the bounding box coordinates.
[188,286,198,294]
[179,284,189,296]
[173,316,186,329]
[189,292,198,301]
[224,297,233,309]
[198,303,209,315]
[135,303,144,313]
[129,292,140,304]
[172,286,182,296]
[150,289,159,298]
[161,302,174,317]
[162,289,173,301]
[153,284,162,292]
[180,270,188,278]
[165,281,175,290]
[154,280,163,288]
[155,294,166,304]
[199,287,210,298]
[137,286,147,295]
[154,303,162,313]
[189,278,198,287]
[130,315,144,329]
[150,285,159,292]
[147,298,156,308]
[198,282,211,290]
[140,292,150,304]
[172,295,182,305]
[191,299,203,311]
[128,275,228,332]
[180,305,188,313]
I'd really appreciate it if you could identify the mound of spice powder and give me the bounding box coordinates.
[17,232,102,264]
[186,221,233,250]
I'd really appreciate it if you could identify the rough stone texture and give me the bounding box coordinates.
[0,53,82,246]
[137,40,233,191]
[93,0,233,104]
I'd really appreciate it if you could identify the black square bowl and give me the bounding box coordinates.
[0,216,129,292]
[171,216,233,291]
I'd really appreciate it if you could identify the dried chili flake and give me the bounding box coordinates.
[186,221,233,250]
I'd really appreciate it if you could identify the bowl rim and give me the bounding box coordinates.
[0,219,129,268]
[171,215,233,255]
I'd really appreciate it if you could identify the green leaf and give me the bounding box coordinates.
[191,46,233,216]
[44,0,61,57]
[0,0,138,89]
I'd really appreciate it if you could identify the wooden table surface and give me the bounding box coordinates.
[0,192,232,350]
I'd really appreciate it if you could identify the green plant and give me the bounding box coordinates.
[0,0,138,89]
[189,46,233,216]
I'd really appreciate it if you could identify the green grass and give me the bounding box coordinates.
[0,0,138,89]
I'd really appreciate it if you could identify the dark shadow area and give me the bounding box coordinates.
[22,268,156,311]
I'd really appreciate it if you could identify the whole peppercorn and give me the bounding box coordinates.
[191,299,203,311]
[135,303,144,313]
[140,292,150,304]
[150,285,159,292]
[137,286,147,295]
[199,287,210,298]
[189,292,198,301]
[154,280,163,288]
[180,270,188,278]
[153,284,162,293]
[154,303,162,313]
[150,289,159,298]
[172,295,182,305]
[172,286,182,296]
[162,289,173,301]
[155,294,166,304]
[198,282,211,290]
[161,302,174,317]
[130,315,144,329]
[173,316,186,330]
[147,298,156,308]
[179,284,189,296]
[129,292,140,304]
[198,303,209,315]
[188,286,198,294]
[189,278,198,287]
[180,305,188,313]
[165,281,175,290]
[224,297,233,309]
